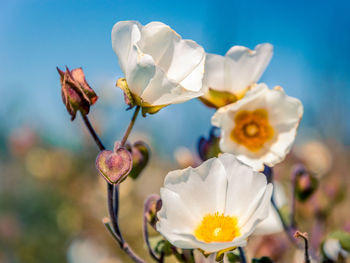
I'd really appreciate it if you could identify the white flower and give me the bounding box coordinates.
[111,21,205,113]
[156,153,273,253]
[254,182,287,235]
[323,238,349,261]
[211,84,303,171]
[200,43,273,108]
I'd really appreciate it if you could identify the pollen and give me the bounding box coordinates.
[194,212,240,243]
[230,108,274,152]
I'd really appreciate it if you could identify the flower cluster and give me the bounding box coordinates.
[58,20,349,263]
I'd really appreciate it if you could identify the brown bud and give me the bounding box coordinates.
[95,142,132,184]
[57,66,98,120]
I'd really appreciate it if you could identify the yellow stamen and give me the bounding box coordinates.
[194,212,240,243]
[231,108,274,152]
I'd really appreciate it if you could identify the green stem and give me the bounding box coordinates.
[121,106,141,146]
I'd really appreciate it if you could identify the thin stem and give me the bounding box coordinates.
[143,196,163,262]
[290,171,297,229]
[266,167,300,248]
[80,112,105,150]
[238,247,246,263]
[121,106,141,146]
[108,184,124,242]
[79,111,146,263]
[294,231,311,263]
[271,197,299,247]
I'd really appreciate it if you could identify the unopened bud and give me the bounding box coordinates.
[144,194,162,230]
[294,165,318,202]
[95,142,132,184]
[197,127,221,161]
[57,66,98,120]
[128,141,150,180]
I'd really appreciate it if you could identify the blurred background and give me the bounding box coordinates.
[1,0,350,262]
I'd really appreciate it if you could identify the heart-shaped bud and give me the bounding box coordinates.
[95,145,132,184]
[197,127,221,161]
[128,141,150,180]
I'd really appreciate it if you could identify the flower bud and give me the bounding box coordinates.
[144,194,162,230]
[294,166,318,202]
[57,66,98,120]
[128,141,150,180]
[95,142,132,184]
[197,127,221,161]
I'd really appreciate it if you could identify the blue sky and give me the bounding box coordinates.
[1,0,350,155]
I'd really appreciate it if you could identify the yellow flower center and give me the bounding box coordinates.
[194,212,240,243]
[231,108,274,152]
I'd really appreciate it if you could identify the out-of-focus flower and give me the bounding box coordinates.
[200,44,273,108]
[57,67,98,120]
[197,127,221,161]
[254,182,287,235]
[95,142,132,184]
[156,153,273,253]
[294,140,333,177]
[212,84,303,171]
[322,238,349,261]
[252,235,289,261]
[174,146,199,168]
[112,21,205,115]
[67,237,110,263]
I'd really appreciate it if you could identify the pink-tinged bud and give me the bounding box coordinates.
[144,194,162,230]
[197,127,221,161]
[95,143,132,184]
[57,66,98,120]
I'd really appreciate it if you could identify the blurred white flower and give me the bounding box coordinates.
[67,238,110,263]
[212,84,303,171]
[157,153,273,253]
[295,140,333,177]
[254,182,287,235]
[200,43,273,108]
[323,238,349,261]
[112,21,205,114]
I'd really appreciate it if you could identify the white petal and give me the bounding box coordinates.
[162,158,228,218]
[203,53,226,92]
[224,157,269,224]
[112,21,156,96]
[111,21,142,73]
[137,21,205,92]
[239,184,273,235]
[224,44,273,93]
[253,203,283,235]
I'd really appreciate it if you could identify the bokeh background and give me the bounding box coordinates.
[1,0,350,262]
